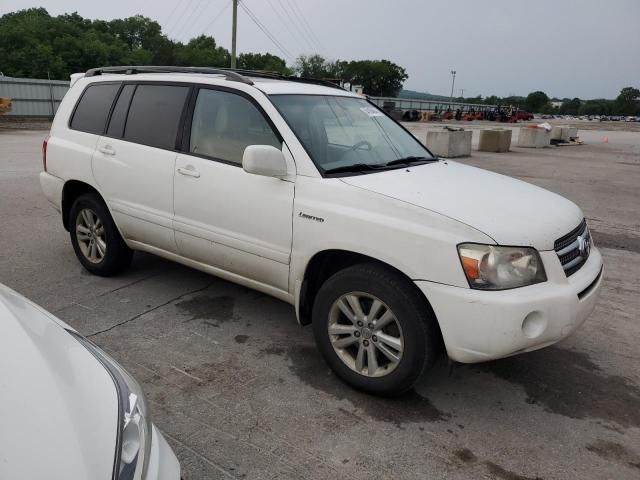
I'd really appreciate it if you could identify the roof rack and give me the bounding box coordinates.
[84,66,254,85]
[219,68,344,90]
[84,66,347,91]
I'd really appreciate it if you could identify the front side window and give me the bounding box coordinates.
[70,83,120,135]
[189,89,281,165]
[270,95,434,174]
[124,84,190,150]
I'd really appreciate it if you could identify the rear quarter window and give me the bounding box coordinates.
[70,83,121,135]
[106,84,136,138]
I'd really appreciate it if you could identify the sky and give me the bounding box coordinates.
[1,0,639,99]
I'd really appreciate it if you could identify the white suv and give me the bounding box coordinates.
[40,66,604,395]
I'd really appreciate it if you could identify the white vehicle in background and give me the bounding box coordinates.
[0,283,180,480]
[40,66,603,396]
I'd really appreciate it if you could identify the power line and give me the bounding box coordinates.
[284,0,322,50]
[199,0,233,37]
[172,0,211,40]
[270,0,317,53]
[239,1,294,61]
[163,0,189,27]
[165,0,199,37]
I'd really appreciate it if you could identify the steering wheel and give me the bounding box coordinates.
[348,140,373,152]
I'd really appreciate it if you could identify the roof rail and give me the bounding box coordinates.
[84,66,347,91]
[84,66,254,85]
[217,68,345,90]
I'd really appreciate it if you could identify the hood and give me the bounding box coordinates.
[340,161,583,251]
[0,285,118,480]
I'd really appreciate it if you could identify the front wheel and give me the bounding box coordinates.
[312,263,439,396]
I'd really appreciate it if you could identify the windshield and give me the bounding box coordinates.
[270,95,434,174]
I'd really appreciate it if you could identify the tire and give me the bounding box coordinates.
[69,193,133,276]
[312,263,439,396]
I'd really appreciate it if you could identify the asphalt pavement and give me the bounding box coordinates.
[1,126,639,479]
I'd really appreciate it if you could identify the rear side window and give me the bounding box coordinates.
[106,84,136,138]
[70,83,120,135]
[124,84,189,150]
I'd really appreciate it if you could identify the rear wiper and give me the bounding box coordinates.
[323,163,391,174]
[385,156,437,167]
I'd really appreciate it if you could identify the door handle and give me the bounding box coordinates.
[177,166,200,178]
[98,145,115,156]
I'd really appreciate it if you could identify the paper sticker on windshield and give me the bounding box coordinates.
[360,107,384,117]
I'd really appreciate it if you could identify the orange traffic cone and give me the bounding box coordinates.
[604,136,609,143]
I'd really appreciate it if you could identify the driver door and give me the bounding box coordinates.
[173,88,294,292]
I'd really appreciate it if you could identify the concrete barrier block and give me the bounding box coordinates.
[478,128,512,152]
[551,126,569,142]
[517,127,550,148]
[426,130,472,158]
[551,125,579,142]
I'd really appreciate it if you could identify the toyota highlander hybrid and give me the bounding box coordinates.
[0,283,180,479]
[39,66,604,395]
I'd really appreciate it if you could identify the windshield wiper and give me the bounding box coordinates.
[385,156,437,167]
[323,163,391,174]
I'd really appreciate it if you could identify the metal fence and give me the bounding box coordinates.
[0,75,496,118]
[0,76,70,117]
[369,96,498,113]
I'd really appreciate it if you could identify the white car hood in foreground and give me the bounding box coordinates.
[0,285,118,480]
[340,161,583,251]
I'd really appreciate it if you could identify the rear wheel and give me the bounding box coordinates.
[312,263,439,396]
[69,193,132,276]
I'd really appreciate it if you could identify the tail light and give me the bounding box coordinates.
[42,135,50,172]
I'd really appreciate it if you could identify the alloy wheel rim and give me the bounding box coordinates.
[75,208,106,264]
[328,292,404,377]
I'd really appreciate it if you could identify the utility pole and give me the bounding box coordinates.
[449,70,456,104]
[231,0,238,69]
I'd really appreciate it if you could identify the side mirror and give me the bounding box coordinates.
[242,145,288,178]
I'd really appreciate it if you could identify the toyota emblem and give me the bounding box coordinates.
[577,233,591,259]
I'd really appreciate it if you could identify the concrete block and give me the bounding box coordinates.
[517,127,550,148]
[426,129,472,158]
[551,125,579,142]
[478,128,512,152]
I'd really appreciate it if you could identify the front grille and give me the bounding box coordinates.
[554,219,591,276]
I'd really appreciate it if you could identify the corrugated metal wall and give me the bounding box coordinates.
[0,76,70,117]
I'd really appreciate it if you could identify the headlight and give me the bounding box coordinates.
[457,243,547,290]
[70,332,152,480]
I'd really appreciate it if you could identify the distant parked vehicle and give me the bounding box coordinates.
[0,283,181,479]
[512,109,534,121]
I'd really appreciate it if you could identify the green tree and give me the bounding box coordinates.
[294,54,337,78]
[559,98,581,115]
[525,91,549,112]
[539,103,556,114]
[237,52,290,74]
[614,87,640,115]
[339,59,408,97]
[173,35,229,67]
[579,99,612,116]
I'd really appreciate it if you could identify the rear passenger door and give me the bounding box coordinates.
[173,87,295,292]
[93,83,190,253]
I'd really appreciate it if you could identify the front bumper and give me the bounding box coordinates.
[417,247,604,363]
[145,425,181,480]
